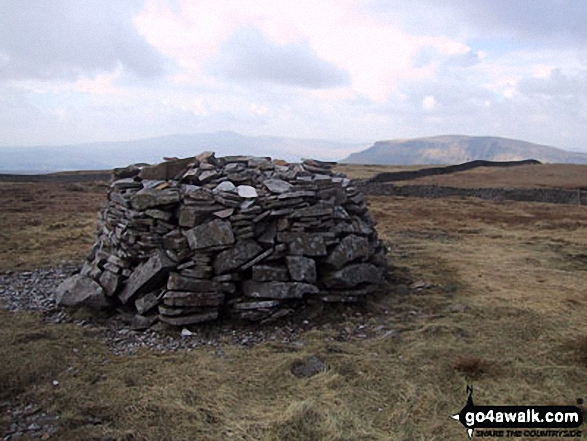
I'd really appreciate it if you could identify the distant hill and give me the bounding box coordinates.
[0,132,367,173]
[342,135,587,165]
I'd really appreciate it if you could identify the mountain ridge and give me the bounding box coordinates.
[342,135,587,165]
[0,132,368,173]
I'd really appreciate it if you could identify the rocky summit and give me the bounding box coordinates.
[55,152,388,327]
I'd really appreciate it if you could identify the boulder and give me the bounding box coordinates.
[55,274,109,309]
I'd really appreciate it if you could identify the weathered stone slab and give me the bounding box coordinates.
[322,263,382,289]
[284,234,327,256]
[118,251,175,304]
[237,185,258,198]
[135,291,162,315]
[263,179,293,194]
[98,270,120,296]
[139,157,193,180]
[167,273,219,292]
[55,274,109,309]
[131,188,180,211]
[214,208,234,219]
[184,219,235,250]
[286,256,316,283]
[162,290,224,307]
[325,235,370,269]
[252,265,289,282]
[213,240,263,274]
[158,311,219,326]
[243,281,318,299]
[232,300,283,310]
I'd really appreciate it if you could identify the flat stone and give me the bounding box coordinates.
[213,208,234,219]
[231,300,283,310]
[167,273,219,292]
[282,234,327,257]
[237,185,258,198]
[286,256,317,283]
[263,179,293,194]
[162,291,225,307]
[111,178,142,190]
[198,170,218,183]
[55,274,109,309]
[240,248,273,271]
[277,190,316,199]
[184,219,235,250]
[118,251,175,304]
[98,270,120,296]
[323,263,382,289]
[252,265,289,282]
[325,235,370,269]
[213,239,263,274]
[135,291,162,314]
[243,281,318,299]
[195,151,216,163]
[213,181,236,193]
[159,311,219,326]
[131,188,180,211]
[145,209,173,221]
[139,157,193,180]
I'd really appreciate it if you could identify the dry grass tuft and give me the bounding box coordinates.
[451,356,494,380]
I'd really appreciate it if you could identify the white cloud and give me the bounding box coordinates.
[422,95,436,110]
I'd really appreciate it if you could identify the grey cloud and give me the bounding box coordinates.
[0,0,165,80]
[518,69,587,98]
[369,1,587,48]
[207,27,350,89]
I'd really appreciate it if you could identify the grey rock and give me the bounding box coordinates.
[286,256,317,283]
[118,251,175,304]
[98,270,120,297]
[184,219,235,250]
[131,188,180,211]
[214,208,234,218]
[323,263,382,289]
[213,240,263,274]
[237,185,258,198]
[252,265,289,282]
[263,179,293,194]
[282,234,327,257]
[213,181,236,193]
[243,281,318,299]
[139,157,193,180]
[135,291,162,314]
[162,290,224,307]
[158,311,219,326]
[55,274,109,309]
[231,300,283,310]
[325,235,370,269]
[167,273,219,292]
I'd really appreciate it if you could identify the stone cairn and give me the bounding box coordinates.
[56,152,387,327]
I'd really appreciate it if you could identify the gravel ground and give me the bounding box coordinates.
[0,265,401,356]
[0,265,407,440]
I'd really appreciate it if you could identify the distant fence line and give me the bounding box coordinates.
[359,182,587,206]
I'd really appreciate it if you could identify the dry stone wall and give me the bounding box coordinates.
[56,152,387,327]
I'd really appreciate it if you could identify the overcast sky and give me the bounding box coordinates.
[1,0,586,153]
